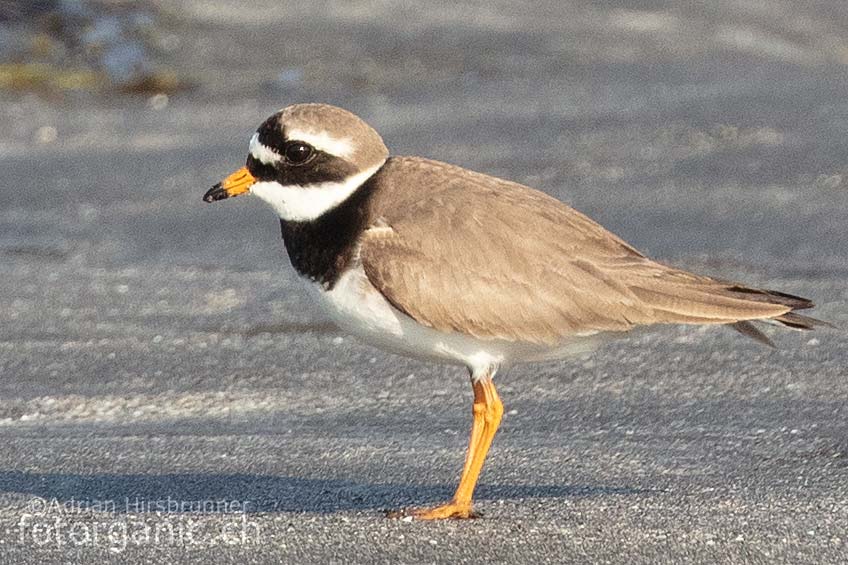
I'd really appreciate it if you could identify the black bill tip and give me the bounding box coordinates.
[203,183,228,203]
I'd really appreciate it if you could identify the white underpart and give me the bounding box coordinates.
[250,162,384,222]
[284,128,355,159]
[304,260,608,378]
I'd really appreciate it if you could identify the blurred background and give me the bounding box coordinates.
[4,0,848,270]
[0,1,846,562]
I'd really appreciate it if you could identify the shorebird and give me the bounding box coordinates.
[203,103,824,519]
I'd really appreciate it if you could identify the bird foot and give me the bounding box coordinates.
[386,501,481,520]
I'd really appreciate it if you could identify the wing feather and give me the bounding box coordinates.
[360,158,795,344]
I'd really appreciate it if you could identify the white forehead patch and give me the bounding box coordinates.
[250,162,384,222]
[249,133,281,165]
[285,128,355,159]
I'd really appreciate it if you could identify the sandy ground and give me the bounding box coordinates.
[1,1,847,563]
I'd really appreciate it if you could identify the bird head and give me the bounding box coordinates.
[204,103,388,222]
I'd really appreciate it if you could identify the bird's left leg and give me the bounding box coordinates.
[389,365,503,520]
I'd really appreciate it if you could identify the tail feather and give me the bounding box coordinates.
[723,285,831,345]
[723,285,814,310]
[731,321,776,348]
[621,263,828,346]
[772,311,833,330]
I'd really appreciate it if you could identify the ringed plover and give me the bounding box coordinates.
[203,103,825,520]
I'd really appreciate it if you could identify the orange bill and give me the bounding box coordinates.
[203,166,256,202]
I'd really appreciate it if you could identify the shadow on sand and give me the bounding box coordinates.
[0,471,654,514]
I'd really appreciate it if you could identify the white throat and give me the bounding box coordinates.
[250,162,384,222]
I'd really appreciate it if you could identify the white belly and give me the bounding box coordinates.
[302,265,605,374]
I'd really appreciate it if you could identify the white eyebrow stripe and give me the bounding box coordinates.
[249,132,282,165]
[285,128,354,159]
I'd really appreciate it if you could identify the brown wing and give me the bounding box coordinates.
[360,158,798,345]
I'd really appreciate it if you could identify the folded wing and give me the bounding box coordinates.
[360,158,816,345]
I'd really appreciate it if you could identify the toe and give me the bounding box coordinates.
[386,502,481,520]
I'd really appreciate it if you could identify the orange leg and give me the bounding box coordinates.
[389,371,504,520]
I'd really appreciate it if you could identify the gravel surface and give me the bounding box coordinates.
[1,1,847,563]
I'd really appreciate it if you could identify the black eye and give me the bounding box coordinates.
[284,142,314,165]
